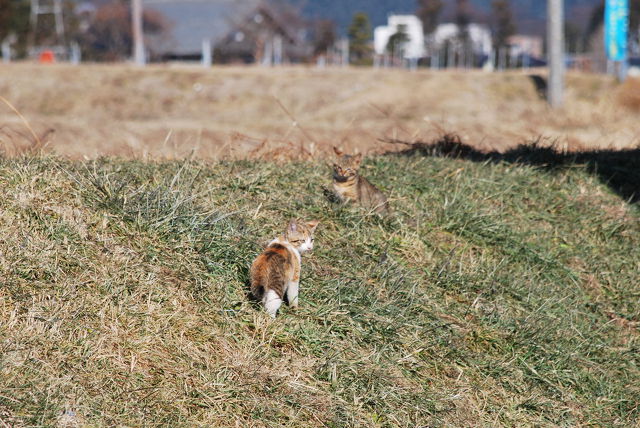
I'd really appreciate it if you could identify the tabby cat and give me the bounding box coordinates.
[250,219,319,318]
[332,147,390,214]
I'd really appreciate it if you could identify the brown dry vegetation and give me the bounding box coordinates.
[617,75,640,113]
[1,63,639,160]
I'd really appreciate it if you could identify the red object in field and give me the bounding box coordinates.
[39,50,55,63]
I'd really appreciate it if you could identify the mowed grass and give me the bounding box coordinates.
[0,152,638,427]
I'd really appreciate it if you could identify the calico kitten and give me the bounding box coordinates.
[332,147,390,215]
[250,219,319,318]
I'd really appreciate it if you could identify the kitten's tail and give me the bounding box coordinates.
[251,284,264,300]
[250,256,285,300]
[250,278,265,300]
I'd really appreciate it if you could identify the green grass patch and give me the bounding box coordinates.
[0,154,638,427]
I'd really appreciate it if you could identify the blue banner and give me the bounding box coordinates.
[605,0,629,61]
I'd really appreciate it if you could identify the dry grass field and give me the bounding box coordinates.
[1,63,639,159]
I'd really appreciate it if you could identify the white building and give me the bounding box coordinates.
[432,23,492,56]
[374,15,425,59]
[375,16,493,61]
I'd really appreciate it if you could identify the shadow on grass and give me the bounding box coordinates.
[382,134,640,204]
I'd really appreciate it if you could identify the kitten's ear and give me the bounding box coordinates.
[333,146,344,157]
[353,153,363,165]
[306,220,319,232]
[287,220,298,233]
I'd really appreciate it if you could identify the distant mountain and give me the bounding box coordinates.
[294,0,603,36]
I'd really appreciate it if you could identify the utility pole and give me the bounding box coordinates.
[341,38,349,66]
[132,0,145,65]
[547,0,564,108]
[273,34,283,65]
[202,38,212,67]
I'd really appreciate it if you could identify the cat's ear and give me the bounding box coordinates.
[287,220,298,234]
[353,153,363,166]
[306,220,319,232]
[333,146,344,157]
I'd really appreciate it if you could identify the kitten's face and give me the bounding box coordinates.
[285,220,319,253]
[332,147,362,182]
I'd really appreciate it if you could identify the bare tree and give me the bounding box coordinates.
[79,1,169,61]
[456,0,472,33]
[416,0,443,35]
[0,0,11,39]
[313,19,336,56]
[491,0,515,49]
[456,0,473,66]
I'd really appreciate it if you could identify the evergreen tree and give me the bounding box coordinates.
[416,0,443,35]
[491,0,515,49]
[348,12,372,65]
[386,24,409,59]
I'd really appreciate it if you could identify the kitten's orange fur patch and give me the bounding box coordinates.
[250,220,319,317]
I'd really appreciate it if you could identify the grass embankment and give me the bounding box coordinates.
[0,152,638,427]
